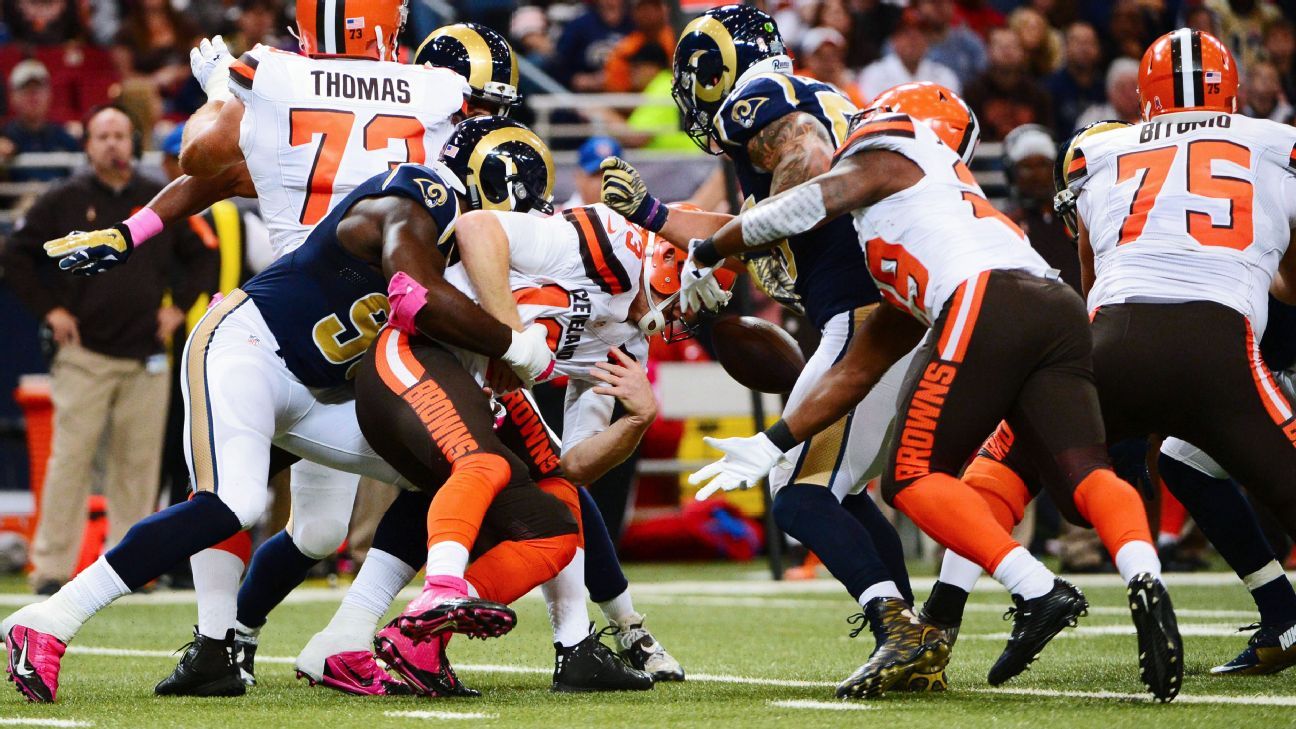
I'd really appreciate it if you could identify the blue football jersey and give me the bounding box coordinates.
[241,163,459,388]
[715,73,881,328]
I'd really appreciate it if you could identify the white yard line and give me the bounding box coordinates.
[0,720,92,727]
[768,699,874,711]
[67,645,1296,707]
[383,710,498,720]
[960,623,1248,640]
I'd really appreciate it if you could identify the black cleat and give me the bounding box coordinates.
[836,598,952,699]
[1211,621,1296,676]
[552,627,654,692]
[154,627,246,697]
[234,624,258,687]
[987,579,1087,686]
[1128,573,1182,702]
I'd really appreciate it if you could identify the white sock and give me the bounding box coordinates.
[1157,532,1178,548]
[1243,560,1286,591]
[39,556,129,642]
[1114,540,1162,582]
[337,548,416,626]
[858,581,904,608]
[938,550,984,592]
[993,547,1055,600]
[597,589,639,626]
[191,548,245,640]
[541,548,590,648]
[426,541,470,578]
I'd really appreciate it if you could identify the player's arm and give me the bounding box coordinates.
[452,210,526,331]
[179,98,246,178]
[1077,217,1096,298]
[1273,227,1296,305]
[562,348,657,487]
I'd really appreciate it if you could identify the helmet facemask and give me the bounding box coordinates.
[671,49,729,155]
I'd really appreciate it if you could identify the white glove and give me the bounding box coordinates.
[679,239,731,314]
[501,323,557,387]
[689,433,786,501]
[190,35,234,102]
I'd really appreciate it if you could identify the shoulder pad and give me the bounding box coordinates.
[379,164,459,243]
[716,73,804,148]
[834,113,917,162]
[229,49,262,98]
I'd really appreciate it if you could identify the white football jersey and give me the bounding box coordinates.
[443,204,650,448]
[230,46,468,255]
[836,113,1051,325]
[1073,111,1296,335]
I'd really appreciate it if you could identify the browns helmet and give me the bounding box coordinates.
[1137,28,1238,120]
[638,208,738,341]
[853,82,980,164]
[294,0,407,61]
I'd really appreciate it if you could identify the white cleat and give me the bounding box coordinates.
[295,628,373,683]
[609,614,685,682]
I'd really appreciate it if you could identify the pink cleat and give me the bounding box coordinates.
[373,625,479,697]
[390,575,516,642]
[4,625,66,703]
[295,650,414,696]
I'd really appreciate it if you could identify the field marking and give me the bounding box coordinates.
[67,645,1296,707]
[962,623,1248,641]
[768,699,874,711]
[383,710,498,720]
[0,720,92,727]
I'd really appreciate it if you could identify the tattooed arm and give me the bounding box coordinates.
[747,111,835,196]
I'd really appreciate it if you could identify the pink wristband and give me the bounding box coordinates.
[387,272,427,334]
[122,208,164,246]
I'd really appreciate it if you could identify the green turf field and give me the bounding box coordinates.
[0,563,1291,728]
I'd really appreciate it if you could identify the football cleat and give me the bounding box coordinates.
[987,578,1087,686]
[234,622,258,687]
[296,649,415,696]
[1211,621,1296,676]
[1127,573,1182,702]
[154,627,246,697]
[391,576,516,642]
[608,614,685,682]
[552,627,655,692]
[374,625,479,697]
[4,624,66,703]
[836,598,951,699]
[893,666,949,692]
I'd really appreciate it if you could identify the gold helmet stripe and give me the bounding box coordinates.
[467,126,555,208]
[418,23,493,90]
[679,15,738,105]
[1062,120,1129,186]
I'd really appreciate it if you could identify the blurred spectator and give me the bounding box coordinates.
[0,106,213,594]
[954,0,1004,39]
[798,27,866,107]
[624,42,696,150]
[808,0,868,69]
[3,0,85,45]
[1105,0,1154,62]
[914,0,988,88]
[1185,4,1221,36]
[1265,20,1296,103]
[225,0,289,57]
[963,27,1054,141]
[1206,0,1281,72]
[0,60,78,182]
[1242,60,1294,122]
[843,0,905,70]
[553,0,633,92]
[603,0,673,93]
[1045,22,1107,135]
[112,0,201,117]
[1002,124,1078,289]
[859,14,961,100]
[510,6,555,68]
[562,135,622,210]
[1075,57,1142,129]
[1009,7,1061,76]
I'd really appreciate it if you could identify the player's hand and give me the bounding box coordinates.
[485,360,524,395]
[741,250,804,315]
[589,347,657,426]
[44,224,134,276]
[501,323,557,387]
[600,157,668,231]
[679,239,731,314]
[689,433,785,500]
[44,307,80,347]
[190,35,233,102]
[156,305,186,343]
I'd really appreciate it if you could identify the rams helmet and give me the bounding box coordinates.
[415,23,521,116]
[439,116,554,215]
[1053,119,1133,238]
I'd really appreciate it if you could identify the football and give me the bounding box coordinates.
[711,315,806,394]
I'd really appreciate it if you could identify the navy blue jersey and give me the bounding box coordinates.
[714,73,880,328]
[241,163,459,387]
[1263,295,1296,373]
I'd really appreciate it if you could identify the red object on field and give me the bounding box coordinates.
[12,378,51,541]
[1158,479,1187,539]
[73,496,107,576]
[618,500,764,562]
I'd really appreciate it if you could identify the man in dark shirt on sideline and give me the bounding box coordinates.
[0,60,79,182]
[0,105,215,594]
[1044,22,1107,136]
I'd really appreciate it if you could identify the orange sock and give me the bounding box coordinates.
[1073,468,1154,558]
[210,530,252,563]
[963,456,1030,531]
[537,477,583,547]
[894,473,1022,572]
[1158,479,1187,541]
[465,533,579,604]
[426,453,512,549]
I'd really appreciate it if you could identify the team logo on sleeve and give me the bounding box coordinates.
[730,97,769,129]
[413,178,449,208]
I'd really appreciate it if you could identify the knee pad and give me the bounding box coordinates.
[963,458,1029,530]
[535,532,579,578]
[291,518,349,560]
[452,452,513,493]
[218,484,269,530]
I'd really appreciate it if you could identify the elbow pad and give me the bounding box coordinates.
[387,272,427,335]
[741,183,827,248]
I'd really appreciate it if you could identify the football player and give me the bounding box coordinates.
[1,117,558,703]
[599,5,940,698]
[681,81,1182,700]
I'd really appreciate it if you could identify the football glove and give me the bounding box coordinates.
[501,323,557,388]
[600,157,667,231]
[44,224,134,276]
[679,239,731,314]
[741,250,804,315]
[190,35,234,102]
[690,433,786,500]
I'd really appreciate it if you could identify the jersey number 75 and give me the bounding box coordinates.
[1114,140,1253,250]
